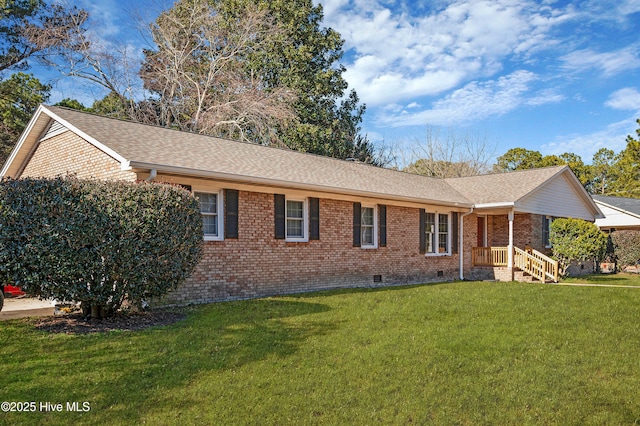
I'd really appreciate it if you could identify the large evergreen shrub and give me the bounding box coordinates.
[610,230,640,268]
[549,218,607,276]
[0,177,203,317]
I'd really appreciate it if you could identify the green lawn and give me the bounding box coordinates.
[562,271,640,286]
[2,280,640,425]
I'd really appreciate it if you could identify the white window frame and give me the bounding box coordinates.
[360,205,378,249]
[195,190,224,241]
[425,211,451,256]
[285,197,308,242]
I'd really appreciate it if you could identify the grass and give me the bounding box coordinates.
[562,271,640,286]
[2,280,640,425]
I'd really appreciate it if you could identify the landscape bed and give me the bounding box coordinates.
[1,278,639,425]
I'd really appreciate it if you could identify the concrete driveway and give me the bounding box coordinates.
[0,297,55,321]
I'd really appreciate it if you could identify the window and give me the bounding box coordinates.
[543,215,554,248]
[422,210,451,255]
[195,191,223,240]
[275,195,313,242]
[361,206,376,247]
[286,199,305,239]
[438,213,449,253]
[425,212,436,253]
[353,203,378,248]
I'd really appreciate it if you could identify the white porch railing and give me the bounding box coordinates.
[471,246,559,283]
[472,246,508,267]
[513,247,558,283]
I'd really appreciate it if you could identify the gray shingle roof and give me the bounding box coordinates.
[445,166,568,204]
[2,105,600,219]
[44,106,472,206]
[592,195,640,217]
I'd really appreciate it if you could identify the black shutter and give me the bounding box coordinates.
[353,202,361,247]
[274,194,285,239]
[419,209,426,254]
[379,204,387,247]
[309,197,320,240]
[224,189,239,239]
[452,212,459,254]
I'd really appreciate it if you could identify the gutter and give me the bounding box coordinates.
[128,161,474,209]
[459,207,474,280]
[473,202,515,209]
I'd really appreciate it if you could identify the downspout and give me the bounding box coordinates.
[459,207,474,280]
[145,169,157,182]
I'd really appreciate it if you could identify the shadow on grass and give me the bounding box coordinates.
[1,298,334,425]
[282,280,457,299]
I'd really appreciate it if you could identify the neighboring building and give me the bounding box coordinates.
[593,195,640,232]
[1,105,604,304]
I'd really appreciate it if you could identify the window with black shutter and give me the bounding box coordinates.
[274,194,285,239]
[225,189,239,239]
[379,204,387,247]
[309,197,320,240]
[353,202,361,247]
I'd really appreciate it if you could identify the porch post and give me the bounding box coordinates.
[508,210,514,280]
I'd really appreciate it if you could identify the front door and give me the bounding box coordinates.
[477,216,486,247]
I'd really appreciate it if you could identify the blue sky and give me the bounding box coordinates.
[42,0,640,165]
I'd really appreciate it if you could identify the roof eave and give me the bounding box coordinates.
[1,104,48,177]
[129,161,473,208]
[1,104,131,178]
[41,106,129,165]
[474,202,516,209]
[593,200,640,220]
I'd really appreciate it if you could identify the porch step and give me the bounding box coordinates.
[514,270,536,283]
[514,269,552,283]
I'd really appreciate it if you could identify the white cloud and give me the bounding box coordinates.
[322,0,577,107]
[375,70,560,127]
[525,88,565,106]
[605,87,640,110]
[580,0,640,22]
[80,0,122,38]
[618,0,640,15]
[541,117,638,161]
[560,46,640,77]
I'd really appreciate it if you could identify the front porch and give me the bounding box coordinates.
[471,246,558,283]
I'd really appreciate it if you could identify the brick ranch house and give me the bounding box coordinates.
[1,105,603,304]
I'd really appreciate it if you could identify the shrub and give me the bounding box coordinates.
[610,230,640,267]
[0,177,203,317]
[549,218,607,276]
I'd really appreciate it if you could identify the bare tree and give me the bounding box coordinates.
[403,127,496,178]
[37,14,142,119]
[0,2,89,72]
[139,0,296,144]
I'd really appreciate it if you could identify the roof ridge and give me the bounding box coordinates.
[444,164,567,181]
[44,104,450,182]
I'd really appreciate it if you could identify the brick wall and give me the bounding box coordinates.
[21,131,137,181]
[164,193,463,304]
[487,213,547,252]
[461,212,475,278]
